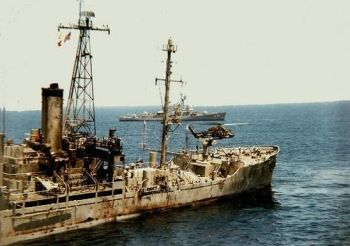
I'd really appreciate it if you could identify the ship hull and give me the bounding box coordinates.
[0,155,275,245]
[119,112,226,121]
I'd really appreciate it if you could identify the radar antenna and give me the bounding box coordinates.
[58,6,110,136]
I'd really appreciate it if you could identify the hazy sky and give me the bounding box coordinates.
[0,0,349,110]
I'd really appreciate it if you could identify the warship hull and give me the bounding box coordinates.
[0,153,276,245]
[119,112,226,121]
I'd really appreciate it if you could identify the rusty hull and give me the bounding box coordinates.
[0,147,277,245]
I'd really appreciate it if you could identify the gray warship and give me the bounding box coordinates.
[0,11,279,245]
[118,95,226,122]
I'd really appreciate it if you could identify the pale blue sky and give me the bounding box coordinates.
[1,0,349,110]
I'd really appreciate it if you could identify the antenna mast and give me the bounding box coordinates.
[58,5,110,136]
[156,38,183,166]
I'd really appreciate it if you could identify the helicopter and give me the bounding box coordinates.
[187,123,235,140]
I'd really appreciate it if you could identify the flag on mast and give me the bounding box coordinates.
[57,32,72,47]
[64,32,71,42]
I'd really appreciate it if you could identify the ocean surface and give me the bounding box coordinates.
[4,101,350,246]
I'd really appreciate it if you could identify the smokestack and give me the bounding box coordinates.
[42,83,63,153]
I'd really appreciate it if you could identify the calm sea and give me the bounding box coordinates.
[5,101,350,246]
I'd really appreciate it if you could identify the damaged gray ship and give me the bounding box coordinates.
[0,11,279,245]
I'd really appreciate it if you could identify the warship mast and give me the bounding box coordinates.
[58,6,110,136]
[156,38,183,166]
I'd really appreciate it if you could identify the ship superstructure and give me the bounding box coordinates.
[0,11,279,245]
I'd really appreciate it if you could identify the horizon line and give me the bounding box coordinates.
[1,99,349,112]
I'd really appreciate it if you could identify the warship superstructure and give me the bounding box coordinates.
[0,11,279,246]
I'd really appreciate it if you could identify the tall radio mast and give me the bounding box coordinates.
[156,38,183,166]
[58,4,110,136]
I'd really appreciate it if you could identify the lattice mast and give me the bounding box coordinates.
[156,39,183,166]
[58,10,110,136]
